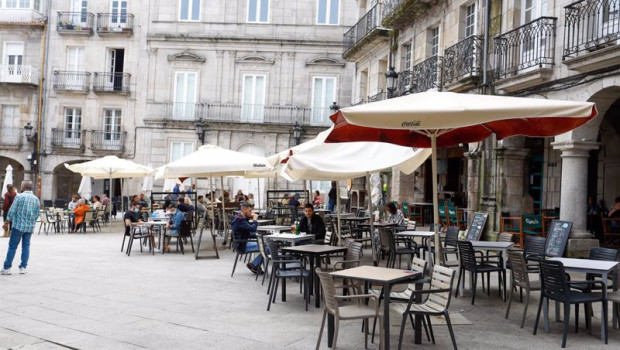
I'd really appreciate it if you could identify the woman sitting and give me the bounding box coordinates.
[385,202,405,226]
[313,190,322,208]
[92,195,103,211]
[72,199,91,233]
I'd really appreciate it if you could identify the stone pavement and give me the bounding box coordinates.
[0,220,618,349]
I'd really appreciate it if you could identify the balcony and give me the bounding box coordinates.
[563,0,620,72]
[343,3,390,61]
[382,0,437,29]
[91,131,127,152]
[410,55,442,93]
[494,17,557,92]
[51,128,86,150]
[53,71,91,92]
[161,102,330,126]
[57,12,95,35]
[443,35,483,91]
[96,13,135,35]
[0,128,23,147]
[93,72,130,94]
[396,70,414,96]
[0,65,39,86]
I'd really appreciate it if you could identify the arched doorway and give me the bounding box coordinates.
[233,143,266,208]
[0,157,25,192]
[53,161,122,200]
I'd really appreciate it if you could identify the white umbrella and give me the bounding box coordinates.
[77,175,92,201]
[280,141,431,264]
[1,165,13,198]
[141,163,154,193]
[326,90,597,265]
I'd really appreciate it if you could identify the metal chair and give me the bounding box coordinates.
[385,228,418,269]
[266,239,310,312]
[456,240,506,304]
[505,251,541,328]
[533,260,608,348]
[523,236,547,273]
[230,232,258,278]
[315,268,383,350]
[391,264,458,350]
[126,225,155,256]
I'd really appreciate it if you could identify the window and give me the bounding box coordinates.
[242,74,266,121]
[248,0,269,23]
[5,0,17,8]
[66,46,85,90]
[317,0,339,25]
[402,42,412,71]
[111,0,128,25]
[71,0,88,24]
[64,107,82,143]
[170,141,194,162]
[103,109,122,144]
[312,77,336,124]
[429,26,440,56]
[173,71,197,119]
[179,0,200,21]
[1,105,19,129]
[464,3,476,37]
[3,42,24,81]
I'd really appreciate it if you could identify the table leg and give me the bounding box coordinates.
[601,272,608,343]
[282,277,287,302]
[383,282,391,350]
[415,282,423,344]
[328,313,334,348]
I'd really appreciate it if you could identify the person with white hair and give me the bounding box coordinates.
[71,198,91,233]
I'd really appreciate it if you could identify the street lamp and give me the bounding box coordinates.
[385,66,399,99]
[293,122,303,145]
[24,122,38,173]
[195,119,206,145]
[329,101,340,112]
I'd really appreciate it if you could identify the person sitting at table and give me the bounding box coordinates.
[247,193,255,206]
[138,192,150,209]
[71,199,91,233]
[164,202,185,252]
[313,190,322,208]
[196,195,207,218]
[231,202,263,275]
[124,201,159,253]
[184,197,195,213]
[299,203,326,243]
[92,195,103,211]
[385,202,405,226]
[280,193,290,206]
[67,195,78,211]
[176,196,190,212]
[235,189,245,203]
[101,194,110,208]
[609,196,620,218]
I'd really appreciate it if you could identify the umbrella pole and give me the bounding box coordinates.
[336,181,342,246]
[210,177,216,236]
[367,173,378,266]
[221,176,228,246]
[431,133,442,267]
[108,173,112,227]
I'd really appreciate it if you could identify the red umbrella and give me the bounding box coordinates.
[324,91,597,264]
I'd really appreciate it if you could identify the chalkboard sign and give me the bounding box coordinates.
[545,220,572,258]
[466,212,488,241]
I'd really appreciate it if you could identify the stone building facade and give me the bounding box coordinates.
[343,0,620,252]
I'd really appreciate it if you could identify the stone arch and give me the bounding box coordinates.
[0,156,25,193]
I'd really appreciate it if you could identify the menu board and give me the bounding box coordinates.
[545,220,572,258]
[466,212,488,241]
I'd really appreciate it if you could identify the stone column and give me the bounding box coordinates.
[552,140,600,256]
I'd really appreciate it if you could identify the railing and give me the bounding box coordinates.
[0,65,40,85]
[382,0,407,19]
[343,3,383,54]
[0,128,22,147]
[443,35,483,85]
[494,17,557,80]
[53,71,91,91]
[410,55,442,93]
[93,72,130,93]
[96,13,135,34]
[161,102,331,126]
[57,12,95,34]
[51,128,85,149]
[396,70,413,96]
[367,90,386,103]
[91,130,127,151]
[563,0,620,59]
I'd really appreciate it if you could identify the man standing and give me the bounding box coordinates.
[1,180,40,275]
[299,204,326,243]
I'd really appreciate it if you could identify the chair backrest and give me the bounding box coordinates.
[84,211,94,221]
[344,242,363,263]
[447,205,458,223]
[378,227,392,251]
[343,237,355,248]
[539,260,569,296]
[444,226,459,247]
[457,240,478,271]
[498,232,514,242]
[45,211,56,222]
[508,250,530,288]
[524,236,546,260]
[257,235,269,260]
[316,268,338,315]
[426,265,456,311]
[265,239,281,261]
[438,205,447,222]
[411,257,428,275]
[522,214,543,231]
[40,210,49,224]
[589,246,618,261]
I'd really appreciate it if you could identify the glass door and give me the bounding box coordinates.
[173,72,197,119]
[103,109,122,148]
[64,107,82,147]
[242,74,266,122]
[3,43,24,83]
[110,0,128,29]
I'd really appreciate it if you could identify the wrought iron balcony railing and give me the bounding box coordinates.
[563,0,620,59]
[51,128,86,149]
[53,71,91,92]
[93,72,130,93]
[367,90,386,103]
[0,65,39,85]
[382,0,406,20]
[443,35,483,85]
[0,128,23,147]
[343,3,385,56]
[91,130,127,151]
[494,17,557,80]
[410,55,442,93]
[162,102,205,120]
[96,13,135,34]
[396,70,413,96]
[57,12,95,34]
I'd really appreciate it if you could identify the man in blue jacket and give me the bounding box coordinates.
[231,202,263,274]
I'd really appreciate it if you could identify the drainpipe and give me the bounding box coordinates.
[482,0,492,93]
[36,0,51,198]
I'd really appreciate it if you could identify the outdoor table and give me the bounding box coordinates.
[395,230,435,265]
[282,244,348,308]
[330,265,424,349]
[325,213,354,218]
[143,221,167,251]
[470,241,514,269]
[263,233,315,246]
[256,219,275,225]
[256,225,291,234]
[341,216,370,222]
[549,257,618,341]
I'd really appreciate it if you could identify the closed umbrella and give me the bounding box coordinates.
[1,165,13,198]
[142,163,154,194]
[77,175,92,201]
[325,90,597,265]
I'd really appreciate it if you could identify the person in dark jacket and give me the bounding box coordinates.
[327,181,337,213]
[231,202,263,274]
[299,203,326,243]
[176,196,190,212]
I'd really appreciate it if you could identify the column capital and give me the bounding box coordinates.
[551,140,600,157]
